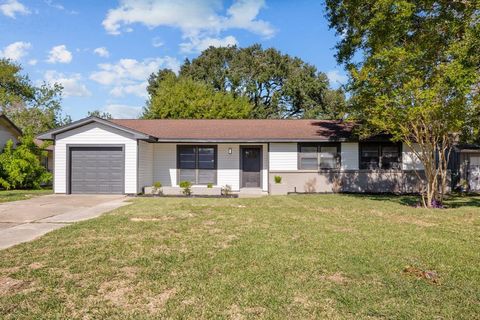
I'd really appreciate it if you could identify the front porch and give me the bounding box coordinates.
[137,142,269,194]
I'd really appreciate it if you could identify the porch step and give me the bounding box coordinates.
[237,188,268,198]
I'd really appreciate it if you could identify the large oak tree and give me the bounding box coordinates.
[145,45,346,119]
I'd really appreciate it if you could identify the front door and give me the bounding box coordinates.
[241,147,261,188]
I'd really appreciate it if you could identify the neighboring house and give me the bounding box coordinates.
[0,113,53,173]
[0,114,22,149]
[38,116,432,195]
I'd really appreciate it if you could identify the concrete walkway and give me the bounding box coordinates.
[0,194,129,250]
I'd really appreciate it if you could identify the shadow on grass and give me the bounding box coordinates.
[343,193,420,207]
[342,193,480,209]
[443,194,480,208]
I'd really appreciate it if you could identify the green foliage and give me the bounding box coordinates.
[325,0,480,206]
[0,59,34,108]
[274,176,282,184]
[151,181,162,195]
[179,180,192,196]
[0,59,71,135]
[143,72,252,119]
[87,110,113,119]
[145,45,347,119]
[0,135,52,190]
[326,0,479,138]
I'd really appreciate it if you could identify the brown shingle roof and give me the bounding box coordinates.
[110,119,356,142]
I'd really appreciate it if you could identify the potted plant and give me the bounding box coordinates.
[269,176,289,195]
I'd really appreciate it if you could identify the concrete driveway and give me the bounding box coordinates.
[0,194,129,250]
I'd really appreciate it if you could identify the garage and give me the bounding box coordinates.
[69,146,124,194]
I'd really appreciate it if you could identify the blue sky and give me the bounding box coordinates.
[0,0,347,120]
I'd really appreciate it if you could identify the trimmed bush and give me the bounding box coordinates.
[179,181,192,196]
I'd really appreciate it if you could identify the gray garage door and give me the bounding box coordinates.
[69,146,124,194]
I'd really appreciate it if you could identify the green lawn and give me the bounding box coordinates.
[0,195,479,319]
[0,189,52,203]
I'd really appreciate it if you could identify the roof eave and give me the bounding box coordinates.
[152,138,352,143]
[37,116,155,141]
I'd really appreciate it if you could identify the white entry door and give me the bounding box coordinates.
[469,155,480,192]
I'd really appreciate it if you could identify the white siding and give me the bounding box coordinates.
[402,143,424,170]
[54,122,138,194]
[152,143,177,186]
[138,141,154,192]
[261,143,268,191]
[341,142,359,170]
[269,143,298,171]
[218,144,240,190]
[151,143,268,191]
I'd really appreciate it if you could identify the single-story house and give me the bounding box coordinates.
[0,114,53,172]
[37,116,443,195]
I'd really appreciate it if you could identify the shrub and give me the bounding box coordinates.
[207,183,213,188]
[0,135,52,190]
[179,180,192,196]
[221,184,232,196]
[152,181,162,194]
[274,176,282,184]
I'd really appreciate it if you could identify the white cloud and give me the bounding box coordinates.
[103,104,142,119]
[180,35,237,54]
[224,0,274,37]
[110,82,149,98]
[327,70,348,87]
[93,47,110,58]
[47,45,72,64]
[0,0,30,18]
[102,0,275,52]
[0,41,31,61]
[90,57,180,98]
[44,0,78,14]
[44,70,91,97]
[152,37,163,48]
[28,59,37,65]
[44,0,63,10]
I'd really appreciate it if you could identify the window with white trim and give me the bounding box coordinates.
[359,142,401,169]
[177,145,217,184]
[298,143,340,170]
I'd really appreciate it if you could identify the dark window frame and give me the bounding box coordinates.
[359,142,402,170]
[297,142,341,170]
[177,145,218,185]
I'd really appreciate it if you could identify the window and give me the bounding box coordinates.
[319,146,338,169]
[178,145,217,184]
[360,143,401,170]
[298,143,340,170]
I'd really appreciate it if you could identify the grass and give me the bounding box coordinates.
[0,194,479,319]
[0,189,52,203]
